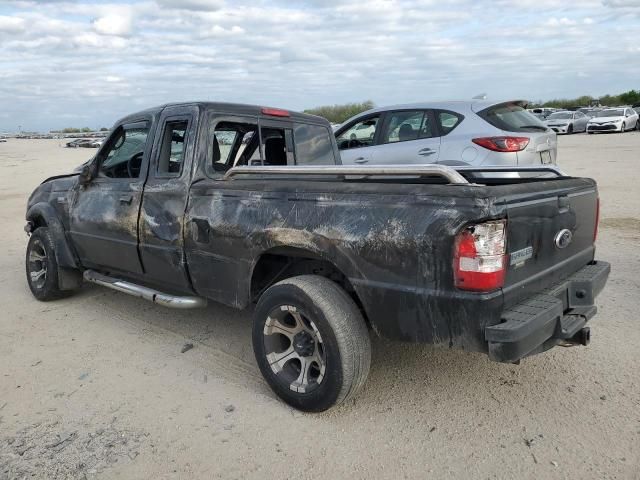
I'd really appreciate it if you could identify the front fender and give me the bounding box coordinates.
[26,202,79,269]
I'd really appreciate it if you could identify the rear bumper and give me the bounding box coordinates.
[485,261,610,363]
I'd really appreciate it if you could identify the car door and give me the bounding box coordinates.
[69,118,153,275]
[626,108,638,128]
[364,109,441,165]
[138,105,198,292]
[335,114,381,164]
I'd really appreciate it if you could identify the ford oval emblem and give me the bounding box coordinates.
[554,229,573,249]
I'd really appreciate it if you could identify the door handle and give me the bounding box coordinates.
[418,148,436,156]
[354,157,368,164]
[119,195,133,205]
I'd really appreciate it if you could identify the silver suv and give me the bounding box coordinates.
[335,100,557,167]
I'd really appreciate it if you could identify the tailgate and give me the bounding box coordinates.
[501,179,598,307]
[523,131,557,164]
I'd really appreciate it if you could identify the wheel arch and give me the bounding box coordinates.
[26,202,79,269]
[249,246,370,327]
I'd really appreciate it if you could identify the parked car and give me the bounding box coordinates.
[544,110,589,134]
[65,138,93,148]
[25,101,609,412]
[586,107,639,133]
[334,100,556,167]
[81,138,104,148]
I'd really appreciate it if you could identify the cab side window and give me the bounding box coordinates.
[336,116,380,150]
[99,124,149,179]
[157,121,188,176]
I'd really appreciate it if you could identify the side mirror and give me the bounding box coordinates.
[78,161,96,185]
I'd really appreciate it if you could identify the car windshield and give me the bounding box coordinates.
[547,112,572,120]
[597,109,624,117]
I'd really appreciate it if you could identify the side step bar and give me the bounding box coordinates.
[83,270,207,309]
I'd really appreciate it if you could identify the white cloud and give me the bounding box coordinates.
[1,0,639,132]
[92,10,133,36]
[0,15,25,33]
[155,0,224,11]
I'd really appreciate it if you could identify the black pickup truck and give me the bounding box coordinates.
[25,102,610,411]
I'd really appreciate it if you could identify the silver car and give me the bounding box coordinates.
[335,100,557,167]
[544,110,589,134]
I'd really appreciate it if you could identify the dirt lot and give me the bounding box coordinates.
[1,134,639,479]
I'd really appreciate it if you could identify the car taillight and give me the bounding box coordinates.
[454,220,507,292]
[472,136,530,152]
[594,197,600,242]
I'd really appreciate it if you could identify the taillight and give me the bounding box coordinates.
[472,136,529,152]
[594,197,600,242]
[454,220,507,292]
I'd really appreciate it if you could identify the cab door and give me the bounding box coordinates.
[69,119,153,275]
[138,105,198,292]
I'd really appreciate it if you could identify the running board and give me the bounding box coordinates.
[83,270,207,309]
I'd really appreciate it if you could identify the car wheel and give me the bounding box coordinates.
[25,228,70,301]
[252,275,371,412]
[621,122,626,133]
[567,124,573,134]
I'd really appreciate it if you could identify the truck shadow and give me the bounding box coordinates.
[76,284,588,415]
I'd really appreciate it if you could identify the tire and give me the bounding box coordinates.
[567,124,573,134]
[621,123,626,133]
[252,275,371,412]
[25,227,69,301]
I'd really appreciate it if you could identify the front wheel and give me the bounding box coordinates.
[252,275,371,412]
[25,228,68,301]
[567,124,573,134]
[620,123,626,133]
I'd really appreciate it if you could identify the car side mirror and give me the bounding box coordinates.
[78,160,96,185]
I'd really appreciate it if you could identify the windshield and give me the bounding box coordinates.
[547,112,572,120]
[597,109,624,117]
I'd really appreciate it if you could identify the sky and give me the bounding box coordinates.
[1,0,639,132]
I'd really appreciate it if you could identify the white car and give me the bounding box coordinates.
[544,111,589,134]
[586,107,639,134]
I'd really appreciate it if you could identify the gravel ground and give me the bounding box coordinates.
[0,134,639,479]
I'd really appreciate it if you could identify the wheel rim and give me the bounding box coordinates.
[28,239,48,290]
[263,305,326,393]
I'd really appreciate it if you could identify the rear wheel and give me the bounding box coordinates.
[25,228,69,301]
[252,275,371,412]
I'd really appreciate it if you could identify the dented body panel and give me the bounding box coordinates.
[25,101,609,363]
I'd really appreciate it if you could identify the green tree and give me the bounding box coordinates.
[304,101,375,124]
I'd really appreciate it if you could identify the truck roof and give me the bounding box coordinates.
[115,101,328,127]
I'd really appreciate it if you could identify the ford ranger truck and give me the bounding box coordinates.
[24,102,610,411]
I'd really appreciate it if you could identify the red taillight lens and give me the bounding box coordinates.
[472,136,530,152]
[261,107,290,117]
[594,197,600,242]
[454,220,507,292]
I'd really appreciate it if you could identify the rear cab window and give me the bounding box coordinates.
[477,103,548,133]
[206,113,335,176]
